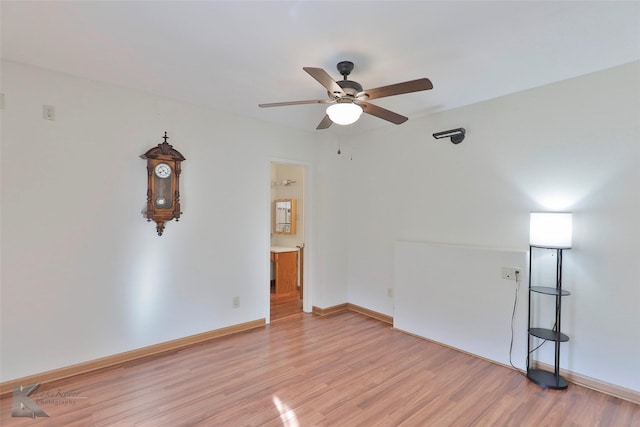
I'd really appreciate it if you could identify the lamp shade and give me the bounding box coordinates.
[529,212,573,248]
[326,102,363,125]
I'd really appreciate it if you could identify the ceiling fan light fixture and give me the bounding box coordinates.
[326,102,363,125]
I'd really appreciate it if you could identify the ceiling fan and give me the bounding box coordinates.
[259,61,433,130]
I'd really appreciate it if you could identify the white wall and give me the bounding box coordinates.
[394,242,528,369]
[0,60,349,381]
[345,62,640,392]
[303,138,350,309]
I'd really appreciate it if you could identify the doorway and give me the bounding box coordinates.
[270,162,306,321]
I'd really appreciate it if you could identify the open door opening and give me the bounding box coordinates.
[270,163,305,322]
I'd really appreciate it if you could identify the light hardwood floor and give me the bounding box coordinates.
[1,310,638,426]
[270,290,302,322]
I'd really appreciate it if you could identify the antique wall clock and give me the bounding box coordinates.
[141,132,186,235]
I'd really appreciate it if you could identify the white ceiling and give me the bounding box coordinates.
[2,1,639,133]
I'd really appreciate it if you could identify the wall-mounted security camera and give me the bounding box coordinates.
[433,128,465,144]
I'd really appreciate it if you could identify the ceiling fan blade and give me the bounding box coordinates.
[303,67,346,97]
[359,101,408,125]
[316,115,333,130]
[359,78,433,101]
[258,99,333,108]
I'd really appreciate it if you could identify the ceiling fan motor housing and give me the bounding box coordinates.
[330,80,363,98]
[330,61,365,99]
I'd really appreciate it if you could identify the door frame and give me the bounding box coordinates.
[267,158,314,321]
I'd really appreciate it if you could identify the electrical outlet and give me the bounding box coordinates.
[501,267,520,281]
[387,288,393,298]
[232,296,240,308]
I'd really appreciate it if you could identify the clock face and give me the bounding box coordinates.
[155,163,172,178]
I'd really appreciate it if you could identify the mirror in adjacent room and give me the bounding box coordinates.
[273,199,296,234]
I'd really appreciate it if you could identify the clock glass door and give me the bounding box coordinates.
[154,163,173,208]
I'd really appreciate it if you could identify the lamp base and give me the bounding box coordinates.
[527,368,568,390]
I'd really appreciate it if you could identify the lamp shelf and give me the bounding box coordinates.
[527,368,569,390]
[530,286,571,296]
[529,327,569,342]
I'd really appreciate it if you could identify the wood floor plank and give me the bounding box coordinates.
[270,290,302,322]
[1,311,638,426]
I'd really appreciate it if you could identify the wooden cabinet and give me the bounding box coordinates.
[271,249,298,294]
